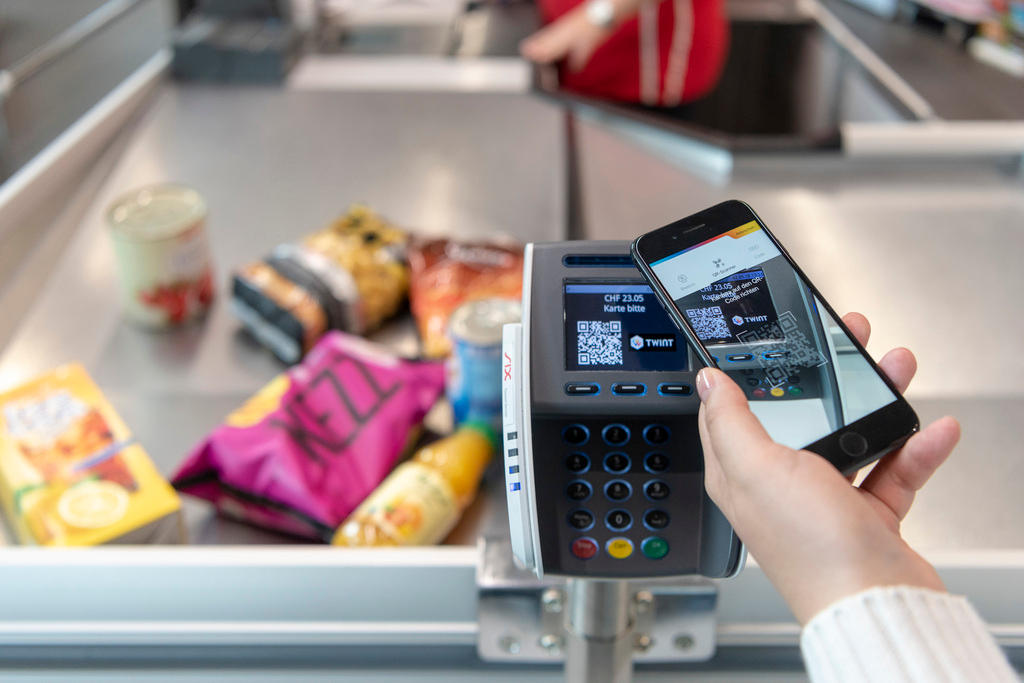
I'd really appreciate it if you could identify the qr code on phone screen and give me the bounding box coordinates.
[685,306,731,340]
[577,320,622,366]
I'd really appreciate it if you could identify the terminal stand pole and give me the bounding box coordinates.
[565,578,634,683]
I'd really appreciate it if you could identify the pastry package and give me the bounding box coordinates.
[172,331,445,540]
[408,238,523,358]
[0,365,183,546]
[232,205,410,363]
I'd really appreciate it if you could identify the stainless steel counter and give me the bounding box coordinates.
[0,84,566,543]
[1,72,1023,677]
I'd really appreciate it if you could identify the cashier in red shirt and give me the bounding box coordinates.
[522,0,728,107]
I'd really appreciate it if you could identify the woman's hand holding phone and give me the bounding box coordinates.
[696,312,961,624]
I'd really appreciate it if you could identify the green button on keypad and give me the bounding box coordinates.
[641,536,669,560]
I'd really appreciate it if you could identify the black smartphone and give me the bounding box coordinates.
[631,200,919,474]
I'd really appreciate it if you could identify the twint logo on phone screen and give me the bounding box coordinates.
[651,222,780,299]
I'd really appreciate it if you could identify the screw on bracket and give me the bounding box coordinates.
[539,633,565,654]
[633,633,654,653]
[633,590,654,614]
[499,635,521,655]
[541,588,564,613]
[674,633,695,651]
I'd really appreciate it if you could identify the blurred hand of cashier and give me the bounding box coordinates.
[522,0,729,106]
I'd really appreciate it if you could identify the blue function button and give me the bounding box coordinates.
[565,383,600,396]
[566,480,593,501]
[642,424,670,445]
[658,383,692,396]
[603,452,631,473]
[565,452,590,473]
[611,383,645,395]
[602,424,630,446]
[562,424,590,445]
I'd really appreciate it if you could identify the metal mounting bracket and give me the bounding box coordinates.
[476,535,719,666]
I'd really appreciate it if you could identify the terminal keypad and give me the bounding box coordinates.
[542,417,702,575]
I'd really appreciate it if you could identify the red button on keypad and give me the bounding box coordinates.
[571,537,598,560]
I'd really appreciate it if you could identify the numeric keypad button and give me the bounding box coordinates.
[605,480,632,501]
[567,481,592,501]
[644,452,669,473]
[606,509,632,531]
[603,452,630,473]
[644,480,670,500]
[643,424,670,445]
[562,424,589,445]
[566,452,590,473]
[602,424,630,446]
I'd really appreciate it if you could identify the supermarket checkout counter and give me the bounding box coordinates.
[0,12,1023,683]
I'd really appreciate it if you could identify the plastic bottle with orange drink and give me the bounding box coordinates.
[331,421,495,547]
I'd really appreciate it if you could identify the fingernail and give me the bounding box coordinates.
[696,368,716,401]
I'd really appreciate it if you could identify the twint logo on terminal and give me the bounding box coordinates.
[629,334,676,352]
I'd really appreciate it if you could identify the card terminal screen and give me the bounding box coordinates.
[563,282,689,372]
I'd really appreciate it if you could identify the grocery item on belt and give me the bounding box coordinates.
[0,365,184,545]
[408,238,523,358]
[172,331,445,541]
[332,421,494,547]
[232,205,410,364]
[107,184,215,328]
[447,298,522,434]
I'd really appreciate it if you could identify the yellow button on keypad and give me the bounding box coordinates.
[606,537,634,559]
[770,386,785,397]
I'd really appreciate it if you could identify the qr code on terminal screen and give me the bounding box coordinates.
[577,320,622,366]
[686,306,731,340]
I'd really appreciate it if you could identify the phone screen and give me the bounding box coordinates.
[648,220,898,450]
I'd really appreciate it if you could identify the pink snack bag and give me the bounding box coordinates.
[172,332,445,540]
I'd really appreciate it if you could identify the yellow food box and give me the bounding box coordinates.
[0,364,183,546]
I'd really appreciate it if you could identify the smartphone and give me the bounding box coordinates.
[631,200,919,473]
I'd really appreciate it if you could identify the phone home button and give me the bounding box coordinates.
[839,432,868,458]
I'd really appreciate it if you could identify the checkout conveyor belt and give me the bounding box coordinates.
[0,71,1022,677]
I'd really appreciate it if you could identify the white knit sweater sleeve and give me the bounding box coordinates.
[800,586,1018,682]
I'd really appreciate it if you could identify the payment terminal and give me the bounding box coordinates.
[502,241,744,579]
